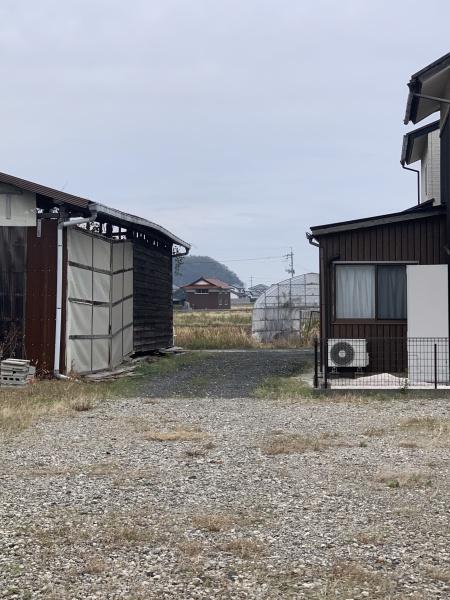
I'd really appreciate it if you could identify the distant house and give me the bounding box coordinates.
[181,277,231,310]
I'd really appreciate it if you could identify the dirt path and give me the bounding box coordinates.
[143,350,312,398]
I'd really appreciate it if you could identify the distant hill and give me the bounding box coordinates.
[173,255,244,288]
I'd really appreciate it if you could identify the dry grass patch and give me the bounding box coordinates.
[0,379,106,434]
[191,514,235,532]
[144,425,207,442]
[376,469,432,488]
[399,415,450,448]
[353,528,389,546]
[178,540,206,557]
[261,431,339,455]
[318,562,393,599]
[220,538,264,559]
[363,426,385,437]
[69,396,95,412]
[424,565,450,583]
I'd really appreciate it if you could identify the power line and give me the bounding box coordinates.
[180,255,286,263]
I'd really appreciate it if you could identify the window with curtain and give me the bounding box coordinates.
[335,264,406,320]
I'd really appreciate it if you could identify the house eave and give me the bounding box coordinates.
[310,206,444,238]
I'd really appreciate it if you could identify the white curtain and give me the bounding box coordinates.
[336,265,375,318]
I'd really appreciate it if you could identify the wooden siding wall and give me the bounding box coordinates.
[318,214,447,371]
[133,241,173,353]
[25,220,58,373]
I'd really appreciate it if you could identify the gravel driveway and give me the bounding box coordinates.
[142,350,312,398]
[0,352,449,599]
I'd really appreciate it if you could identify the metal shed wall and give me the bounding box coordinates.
[133,241,173,353]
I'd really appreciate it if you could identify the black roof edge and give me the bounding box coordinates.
[310,203,444,238]
[404,52,450,124]
[401,120,440,165]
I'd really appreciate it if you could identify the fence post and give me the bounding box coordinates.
[324,339,328,389]
[314,337,319,388]
[434,343,438,390]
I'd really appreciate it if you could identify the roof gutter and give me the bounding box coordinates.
[92,202,191,252]
[54,207,97,379]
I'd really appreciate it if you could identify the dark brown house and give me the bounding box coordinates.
[182,277,231,310]
[0,171,190,375]
[308,52,450,383]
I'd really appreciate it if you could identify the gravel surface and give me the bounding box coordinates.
[142,350,312,398]
[0,352,449,599]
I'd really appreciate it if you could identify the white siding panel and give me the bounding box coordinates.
[68,265,92,301]
[124,242,133,270]
[93,272,111,303]
[93,305,110,336]
[112,243,124,272]
[92,339,110,371]
[93,237,111,271]
[68,229,93,267]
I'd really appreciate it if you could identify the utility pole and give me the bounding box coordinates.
[284,247,295,278]
[250,275,254,289]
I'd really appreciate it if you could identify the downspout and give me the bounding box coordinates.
[401,164,420,205]
[54,207,97,379]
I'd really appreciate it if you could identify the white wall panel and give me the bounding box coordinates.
[124,242,133,269]
[123,326,133,356]
[124,270,133,297]
[112,333,123,368]
[93,306,110,336]
[68,229,93,267]
[112,243,124,272]
[68,339,91,374]
[123,297,133,327]
[68,265,92,301]
[68,302,92,337]
[93,272,111,303]
[0,190,36,227]
[66,231,134,373]
[93,237,111,271]
[112,273,123,303]
[407,265,449,383]
[112,302,123,334]
[92,339,110,371]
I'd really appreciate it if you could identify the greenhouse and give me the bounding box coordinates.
[251,273,320,342]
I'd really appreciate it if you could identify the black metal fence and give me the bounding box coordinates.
[314,337,449,389]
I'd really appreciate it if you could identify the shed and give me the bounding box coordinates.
[0,171,190,375]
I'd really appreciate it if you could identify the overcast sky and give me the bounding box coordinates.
[0,1,448,286]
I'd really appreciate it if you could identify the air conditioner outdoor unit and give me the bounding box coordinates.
[328,339,369,368]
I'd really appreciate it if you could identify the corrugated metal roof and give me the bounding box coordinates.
[0,170,190,250]
[0,171,91,208]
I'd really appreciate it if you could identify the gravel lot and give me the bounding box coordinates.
[0,351,449,599]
